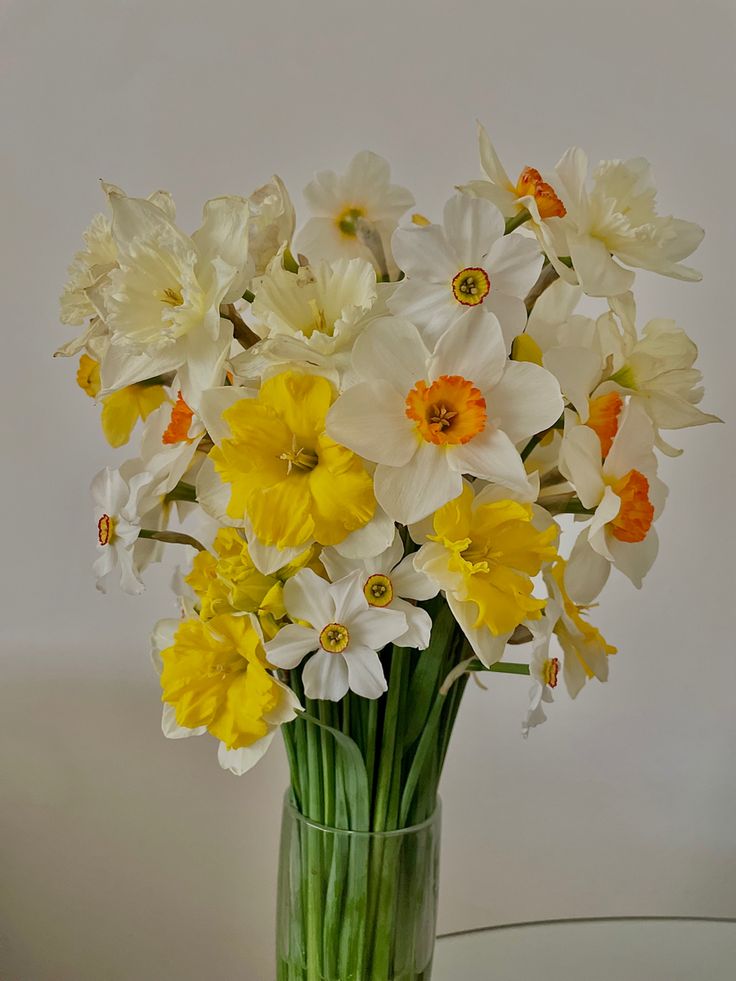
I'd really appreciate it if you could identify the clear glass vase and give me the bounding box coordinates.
[276,793,442,981]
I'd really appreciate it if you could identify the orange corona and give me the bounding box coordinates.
[609,469,654,543]
[515,166,566,220]
[405,375,487,446]
[162,391,194,445]
[586,392,623,457]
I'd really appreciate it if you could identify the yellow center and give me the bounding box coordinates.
[97,513,115,546]
[364,574,394,608]
[542,657,560,688]
[515,167,567,220]
[609,469,654,543]
[405,374,487,445]
[451,267,491,306]
[319,622,350,654]
[161,287,184,307]
[336,206,366,238]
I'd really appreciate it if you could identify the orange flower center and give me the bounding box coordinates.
[609,469,654,543]
[586,392,623,458]
[162,391,194,445]
[97,513,115,546]
[451,267,491,306]
[542,657,560,688]
[515,166,567,219]
[405,375,487,446]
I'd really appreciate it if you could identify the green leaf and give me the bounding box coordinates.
[299,711,370,832]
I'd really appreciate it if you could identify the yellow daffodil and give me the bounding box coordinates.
[415,482,558,665]
[76,354,168,447]
[210,371,375,550]
[159,612,298,752]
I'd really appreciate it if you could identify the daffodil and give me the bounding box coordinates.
[245,175,296,279]
[321,531,438,649]
[388,192,542,350]
[414,482,558,666]
[558,401,668,599]
[209,371,376,549]
[326,314,563,524]
[157,612,300,768]
[521,623,560,737]
[91,466,155,594]
[554,150,704,296]
[295,150,414,276]
[77,354,170,447]
[265,569,407,701]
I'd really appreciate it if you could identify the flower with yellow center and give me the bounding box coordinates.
[265,569,407,701]
[559,402,668,600]
[210,371,376,550]
[414,482,558,666]
[321,531,438,649]
[91,466,155,595]
[158,612,300,755]
[186,527,321,639]
[76,354,169,448]
[388,192,542,350]
[327,315,563,524]
[295,150,414,275]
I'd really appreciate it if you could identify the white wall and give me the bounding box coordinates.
[1,1,734,978]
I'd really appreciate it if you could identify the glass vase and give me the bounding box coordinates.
[276,793,442,981]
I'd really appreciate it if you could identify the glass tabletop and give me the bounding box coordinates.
[433,917,736,980]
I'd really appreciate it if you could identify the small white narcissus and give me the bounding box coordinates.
[91,466,155,594]
[326,314,563,525]
[265,569,407,701]
[321,531,439,650]
[388,192,542,350]
[295,151,414,275]
[558,401,668,602]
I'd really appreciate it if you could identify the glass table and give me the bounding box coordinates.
[433,917,736,980]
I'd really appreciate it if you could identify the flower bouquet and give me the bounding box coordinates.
[57,129,718,980]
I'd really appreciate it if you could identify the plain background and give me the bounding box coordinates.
[1,1,735,978]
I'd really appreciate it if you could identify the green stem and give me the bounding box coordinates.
[505,208,532,233]
[138,529,205,551]
[164,481,197,503]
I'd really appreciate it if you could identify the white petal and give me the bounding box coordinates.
[429,310,507,391]
[321,548,364,583]
[565,532,611,604]
[567,232,635,298]
[442,193,504,266]
[588,488,621,561]
[387,279,456,343]
[349,607,407,650]
[283,569,335,627]
[484,233,542,299]
[557,425,605,509]
[191,196,250,302]
[447,427,530,494]
[477,124,513,191]
[217,732,275,775]
[162,704,206,739]
[391,224,457,282]
[345,646,388,699]
[447,593,508,668]
[603,401,656,480]
[333,506,396,559]
[482,292,528,351]
[391,598,433,649]
[543,346,602,421]
[351,316,430,394]
[391,554,440,601]
[374,444,463,524]
[331,570,369,625]
[326,382,417,465]
[265,624,320,669]
[178,319,232,407]
[606,528,659,589]
[302,650,350,701]
[490,361,564,443]
[198,387,255,444]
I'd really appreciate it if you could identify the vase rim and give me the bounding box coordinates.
[283,790,442,838]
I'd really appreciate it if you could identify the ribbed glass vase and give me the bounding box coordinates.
[276,794,442,981]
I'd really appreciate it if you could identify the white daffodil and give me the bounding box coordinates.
[137,389,207,500]
[93,186,250,405]
[295,150,414,277]
[265,569,407,701]
[326,314,563,524]
[460,124,571,284]
[521,619,560,738]
[558,402,667,600]
[150,614,301,776]
[554,150,704,297]
[250,254,378,373]
[596,294,721,455]
[91,466,156,594]
[388,192,542,350]
[321,531,438,649]
[245,175,296,280]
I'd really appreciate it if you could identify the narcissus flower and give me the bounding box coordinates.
[388,192,541,349]
[157,612,300,765]
[554,150,704,296]
[327,315,563,524]
[295,150,414,276]
[210,371,376,549]
[245,175,296,279]
[414,482,558,666]
[265,569,407,700]
[321,531,438,649]
[91,466,155,594]
[77,354,169,447]
[559,402,667,599]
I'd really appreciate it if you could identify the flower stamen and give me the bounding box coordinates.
[319,622,350,654]
[451,267,491,306]
[97,513,115,546]
[406,375,487,445]
[364,573,394,608]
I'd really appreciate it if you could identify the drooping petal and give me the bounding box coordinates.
[217,732,275,775]
[344,646,388,699]
[606,528,659,589]
[302,650,350,701]
[564,532,611,605]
